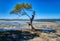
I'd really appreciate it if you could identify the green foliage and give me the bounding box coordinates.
[24,3,32,9]
[10,3,32,14]
[15,3,24,10]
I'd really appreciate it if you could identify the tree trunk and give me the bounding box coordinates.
[28,11,35,30]
[30,11,35,30]
[31,24,35,30]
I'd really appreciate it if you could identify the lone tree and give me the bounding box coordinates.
[10,3,35,30]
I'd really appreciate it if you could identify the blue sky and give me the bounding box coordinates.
[0,0,60,19]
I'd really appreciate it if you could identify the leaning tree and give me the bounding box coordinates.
[10,3,35,30]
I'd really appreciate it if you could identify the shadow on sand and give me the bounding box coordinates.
[0,30,39,41]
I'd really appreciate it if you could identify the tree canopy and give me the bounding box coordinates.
[10,3,32,14]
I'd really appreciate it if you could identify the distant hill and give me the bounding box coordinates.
[0,19,29,21]
[34,19,60,22]
[0,19,60,22]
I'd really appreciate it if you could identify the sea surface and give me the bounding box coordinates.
[0,20,60,29]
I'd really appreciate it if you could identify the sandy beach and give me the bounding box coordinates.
[22,22,60,30]
[0,21,60,41]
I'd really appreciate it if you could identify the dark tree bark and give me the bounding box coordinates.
[28,11,35,30]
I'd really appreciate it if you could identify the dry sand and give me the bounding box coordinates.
[22,22,60,30]
[23,22,60,41]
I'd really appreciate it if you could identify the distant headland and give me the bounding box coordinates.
[0,19,60,22]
